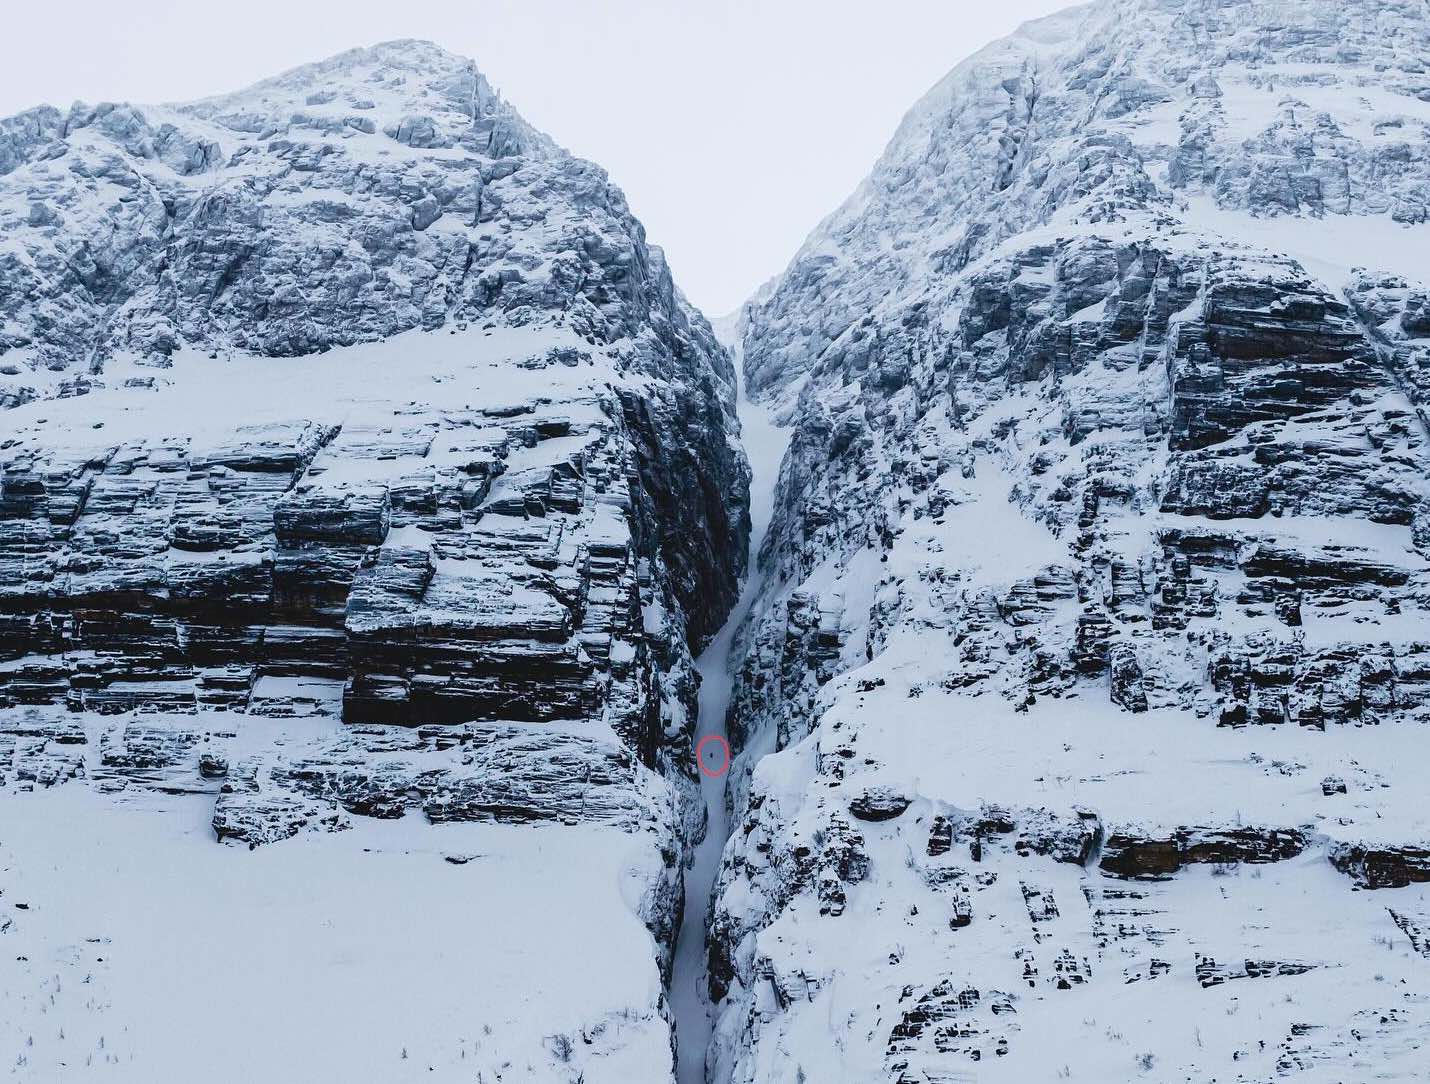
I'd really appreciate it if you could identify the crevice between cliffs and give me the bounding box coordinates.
[669,373,790,1084]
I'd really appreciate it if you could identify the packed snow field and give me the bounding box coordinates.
[4,0,1430,1082]
[3,786,671,1082]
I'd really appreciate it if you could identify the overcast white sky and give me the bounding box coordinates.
[2,0,1071,315]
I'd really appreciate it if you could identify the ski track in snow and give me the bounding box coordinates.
[670,379,789,1084]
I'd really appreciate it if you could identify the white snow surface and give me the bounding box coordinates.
[1,323,610,448]
[2,784,671,1083]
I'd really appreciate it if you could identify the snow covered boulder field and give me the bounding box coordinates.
[0,41,748,1082]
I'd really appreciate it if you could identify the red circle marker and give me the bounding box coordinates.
[696,734,730,778]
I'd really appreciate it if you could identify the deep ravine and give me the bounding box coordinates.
[670,375,789,1084]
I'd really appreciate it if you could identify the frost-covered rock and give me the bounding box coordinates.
[0,40,747,1084]
[714,1,1430,1080]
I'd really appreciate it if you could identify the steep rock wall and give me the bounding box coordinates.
[715,2,1430,1080]
[0,41,748,1083]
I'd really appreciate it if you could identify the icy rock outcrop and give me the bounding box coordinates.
[0,41,746,1083]
[714,1,1430,1081]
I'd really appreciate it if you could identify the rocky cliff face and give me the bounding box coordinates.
[0,41,747,1082]
[715,1,1430,1080]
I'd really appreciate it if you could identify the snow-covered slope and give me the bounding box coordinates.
[717,1,1430,1080]
[0,42,748,1083]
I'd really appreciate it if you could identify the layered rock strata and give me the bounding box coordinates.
[0,40,747,1083]
[713,1,1430,1080]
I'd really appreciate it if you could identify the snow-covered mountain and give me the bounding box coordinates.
[0,41,748,1082]
[715,0,1430,1081]
[7,5,1430,1082]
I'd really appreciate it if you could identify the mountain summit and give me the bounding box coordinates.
[1,39,705,383]
[745,0,1429,398]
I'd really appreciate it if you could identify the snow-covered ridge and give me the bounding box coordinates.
[718,0,1430,1080]
[745,0,1430,400]
[0,39,720,400]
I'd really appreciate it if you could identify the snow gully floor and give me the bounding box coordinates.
[670,385,790,1084]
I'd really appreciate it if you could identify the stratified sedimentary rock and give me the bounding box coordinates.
[0,40,747,1083]
[712,2,1430,1080]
